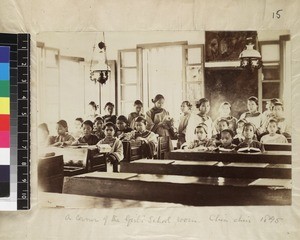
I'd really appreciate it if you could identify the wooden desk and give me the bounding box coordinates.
[120,159,291,179]
[41,146,106,175]
[38,155,64,193]
[122,141,143,162]
[165,150,292,164]
[63,172,291,206]
[264,143,291,151]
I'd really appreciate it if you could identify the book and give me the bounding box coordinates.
[97,144,112,153]
[80,145,97,150]
[218,147,235,152]
[237,147,261,153]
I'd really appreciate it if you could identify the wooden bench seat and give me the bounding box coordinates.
[120,159,291,179]
[166,150,292,164]
[63,172,291,206]
[38,155,64,193]
[264,143,291,151]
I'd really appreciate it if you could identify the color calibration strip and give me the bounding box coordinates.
[17,34,30,210]
[0,33,30,210]
[0,46,10,198]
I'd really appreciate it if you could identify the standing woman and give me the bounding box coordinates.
[194,98,214,138]
[128,100,145,129]
[86,101,99,121]
[239,96,264,135]
[177,101,193,148]
[102,102,117,124]
[146,94,174,149]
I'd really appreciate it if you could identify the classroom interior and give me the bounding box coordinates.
[36,30,292,207]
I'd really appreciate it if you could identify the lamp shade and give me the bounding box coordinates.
[239,43,262,70]
[239,43,261,59]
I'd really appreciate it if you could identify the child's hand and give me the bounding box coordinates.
[163,115,171,122]
[195,146,207,151]
[123,132,133,141]
[53,142,62,147]
[187,142,195,149]
[71,141,79,146]
[207,146,216,151]
[96,143,101,151]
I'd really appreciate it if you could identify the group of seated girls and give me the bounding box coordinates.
[38,95,290,170]
[179,96,290,152]
[38,101,158,172]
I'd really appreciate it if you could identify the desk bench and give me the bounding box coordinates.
[165,150,292,164]
[120,159,291,179]
[63,172,291,206]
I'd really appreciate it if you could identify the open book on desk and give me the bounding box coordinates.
[69,144,98,150]
[237,147,261,153]
[217,147,235,152]
[97,144,112,153]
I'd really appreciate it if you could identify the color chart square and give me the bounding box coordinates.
[0,114,10,131]
[0,46,10,63]
[0,63,9,80]
[0,98,9,114]
[0,148,10,165]
[0,131,10,148]
[0,81,9,97]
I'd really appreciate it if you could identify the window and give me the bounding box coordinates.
[258,41,281,112]
[37,47,60,133]
[118,43,204,118]
[183,45,204,111]
[118,49,140,115]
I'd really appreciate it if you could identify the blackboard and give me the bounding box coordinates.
[204,69,258,120]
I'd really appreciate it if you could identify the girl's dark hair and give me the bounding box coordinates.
[194,123,208,134]
[57,119,68,131]
[221,129,234,138]
[135,116,147,125]
[270,98,280,105]
[104,102,114,109]
[38,123,49,135]
[94,116,104,123]
[103,122,116,131]
[248,96,259,106]
[117,115,128,124]
[219,101,231,110]
[243,122,256,133]
[89,101,98,110]
[196,98,209,109]
[267,118,278,127]
[82,120,93,129]
[151,94,164,103]
[274,101,284,110]
[134,100,143,107]
[217,119,229,126]
[75,117,84,123]
[181,101,192,110]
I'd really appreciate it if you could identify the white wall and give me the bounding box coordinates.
[37,30,289,62]
[37,31,204,61]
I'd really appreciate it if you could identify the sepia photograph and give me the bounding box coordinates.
[36,30,292,208]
